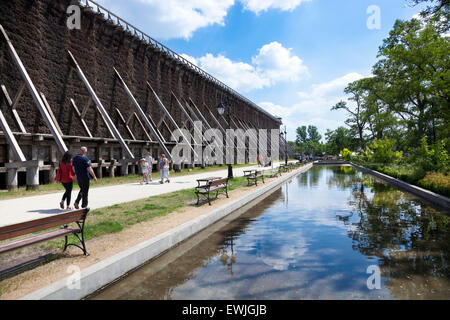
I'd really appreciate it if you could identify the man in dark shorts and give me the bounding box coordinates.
[72,146,97,209]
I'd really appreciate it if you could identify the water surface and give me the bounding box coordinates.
[91,166,450,300]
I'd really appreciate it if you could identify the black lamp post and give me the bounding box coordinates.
[217,99,233,179]
[284,126,288,165]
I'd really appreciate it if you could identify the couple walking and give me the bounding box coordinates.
[57,146,97,210]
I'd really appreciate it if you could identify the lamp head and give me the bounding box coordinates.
[217,102,225,116]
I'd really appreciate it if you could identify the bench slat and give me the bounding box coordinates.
[0,210,87,241]
[0,227,79,255]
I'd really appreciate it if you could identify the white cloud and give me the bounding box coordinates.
[240,0,311,14]
[183,42,308,92]
[253,42,309,83]
[97,0,312,39]
[97,0,235,39]
[196,53,271,92]
[260,72,365,140]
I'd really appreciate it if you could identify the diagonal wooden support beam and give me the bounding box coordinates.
[116,108,136,141]
[147,82,198,159]
[0,107,26,162]
[133,112,153,142]
[40,93,63,136]
[0,25,67,153]
[68,51,134,159]
[70,98,93,138]
[1,84,27,133]
[113,68,171,158]
[81,98,91,119]
[146,113,166,143]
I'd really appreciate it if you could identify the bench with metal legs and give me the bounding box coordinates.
[0,208,90,256]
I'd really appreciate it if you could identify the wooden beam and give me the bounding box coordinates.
[40,93,63,136]
[113,68,171,158]
[0,84,27,133]
[0,24,67,153]
[133,112,153,142]
[70,98,93,138]
[147,82,197,159]
[0,107,26,162]
[68,51,134,159]
[116,108,136,141]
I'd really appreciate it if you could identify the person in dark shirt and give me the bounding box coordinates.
[72,146,97,209]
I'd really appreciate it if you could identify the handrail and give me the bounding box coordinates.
[78,0,281,123]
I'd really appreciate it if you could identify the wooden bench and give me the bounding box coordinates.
[246,170,265,186]
[0,208,90,256]
[195,178,229,206]
[267,167,280,178]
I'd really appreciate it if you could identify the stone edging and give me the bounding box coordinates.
[351,163,450,209]
[21,163,313,300]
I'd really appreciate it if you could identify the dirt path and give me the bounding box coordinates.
[0,176,279,300]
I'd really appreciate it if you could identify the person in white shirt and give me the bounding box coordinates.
[145,151,153,182]
[140,158,150,185]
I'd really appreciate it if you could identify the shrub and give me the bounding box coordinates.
[414,138,449,173]
[418,172,450,197]
[370,138,402,164]
[340,148,353,161]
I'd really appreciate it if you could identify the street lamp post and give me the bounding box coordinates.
[284,126,288,166]
[217,99,233,179]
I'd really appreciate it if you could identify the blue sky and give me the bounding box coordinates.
[97,0,425,140]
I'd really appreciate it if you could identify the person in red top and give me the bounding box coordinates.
[59,151,76,210]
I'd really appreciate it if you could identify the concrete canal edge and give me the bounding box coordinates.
[350,163,450,209]
[21,163,313,300]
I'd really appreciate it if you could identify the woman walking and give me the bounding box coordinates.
[58,151,76,210]
[159,154,170,184]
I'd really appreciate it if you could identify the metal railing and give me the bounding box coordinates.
[78,0,281,123]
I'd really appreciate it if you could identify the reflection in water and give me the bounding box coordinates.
[91,166,450,300]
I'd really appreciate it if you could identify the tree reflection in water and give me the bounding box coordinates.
[328,166,450,299]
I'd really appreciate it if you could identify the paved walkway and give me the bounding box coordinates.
[0,164,280,227]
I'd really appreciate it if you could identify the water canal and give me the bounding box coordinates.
[90,165,450,300]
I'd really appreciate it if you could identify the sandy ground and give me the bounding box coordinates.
[0,176,280,300]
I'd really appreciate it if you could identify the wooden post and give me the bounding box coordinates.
[109,159,116,178]
[7,167,18,190]
[26,161,41,191]
[97,159,104,179]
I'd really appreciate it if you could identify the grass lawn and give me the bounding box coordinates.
[43,175,250,248]
[0,163,257,200]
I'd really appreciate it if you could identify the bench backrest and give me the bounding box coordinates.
[0,208,90,241]
[209,178,228,187]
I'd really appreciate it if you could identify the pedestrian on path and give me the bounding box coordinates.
[257,154,263,167]
[159,154,170,184]
[140,158,150,185]
[73,147,97,209]
[145,151,153,182]
[57,151,76,210]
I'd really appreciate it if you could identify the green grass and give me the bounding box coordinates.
[45,176,249,248]
[0,163,256,200]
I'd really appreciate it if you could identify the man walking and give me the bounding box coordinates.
[73,146,97,209]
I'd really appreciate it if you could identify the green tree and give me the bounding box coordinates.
[325,127,359,156]
[373,18,450,145]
